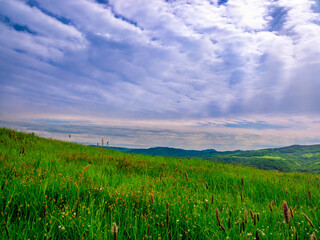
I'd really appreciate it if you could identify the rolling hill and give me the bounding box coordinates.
[103,144,320,173]
[1,128,319,239]
[108,146,217,158]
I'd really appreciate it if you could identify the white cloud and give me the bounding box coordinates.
[0,1,86,51]
[1,0,320,149]
[1,115,320,150]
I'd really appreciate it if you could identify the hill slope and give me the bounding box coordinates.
[203,144,320,173]
[106,145,320,173]
[1,128,319,239]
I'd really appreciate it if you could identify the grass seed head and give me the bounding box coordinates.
[249,209,254,220]
[244,210,248,223]
[150,193,155,204]
[302,212,315,228]
[112,223,118,240]
[240,221,245,233]
[112,222,118,233]
[4,225,9,238]
[283,201,290,226]
[269,203,273,212]
[256,230,260,240]
[308,190,312,199]
[204,181,209,190]
[220,224,226,232]
[215,208,221,226]
[79,165,92,185]
[289,207,294,218]
[185,170,189,182]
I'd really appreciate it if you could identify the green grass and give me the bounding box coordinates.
[0,128,319,239]
[109,144,320,173]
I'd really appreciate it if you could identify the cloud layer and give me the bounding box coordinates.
[2,115,320,151]
[1,0,320,149]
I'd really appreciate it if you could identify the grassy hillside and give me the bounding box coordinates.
[203,145,320,173]
[1,128,319,239]
[109,145,320,173]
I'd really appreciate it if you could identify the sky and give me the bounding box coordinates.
[1,0,320,151]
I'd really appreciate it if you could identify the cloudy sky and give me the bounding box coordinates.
[1,0,320,150]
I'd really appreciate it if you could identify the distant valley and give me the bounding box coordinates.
[93,144,320,173]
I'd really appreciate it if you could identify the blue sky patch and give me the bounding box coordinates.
[218,0,228,5]
[269,6,288,32]
[96,0,109,4]
[224,122,287,130]
[26,0,72,25]
[0,15,37,35]
[33,119,88,124]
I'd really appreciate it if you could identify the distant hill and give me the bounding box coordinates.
[96,144,320,173]
[201,144,320,173]
[93,146,217,158]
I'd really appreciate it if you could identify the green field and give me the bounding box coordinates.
[110,144,320,173]
[0,128,319,239]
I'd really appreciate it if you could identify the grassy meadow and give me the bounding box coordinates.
[0,128,319,239]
